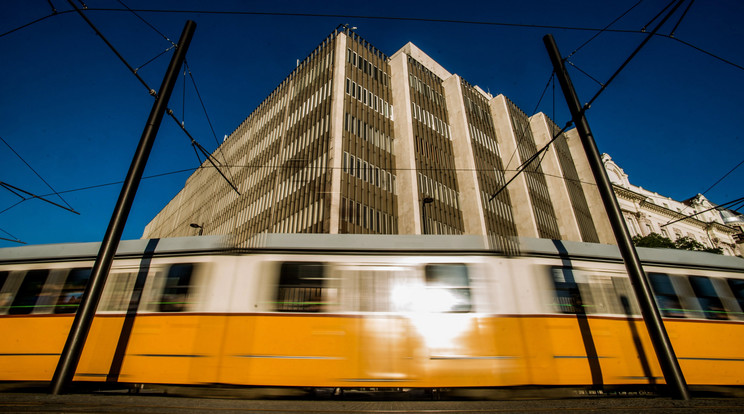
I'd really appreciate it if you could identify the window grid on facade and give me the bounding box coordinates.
[547,118,600,243]
[408,56,464,235]
[506,100,561,240]
[461,79,519,253]
[340,32,397,235]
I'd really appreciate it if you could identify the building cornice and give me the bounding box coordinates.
[612,184,736,235]
[613,185,646,202]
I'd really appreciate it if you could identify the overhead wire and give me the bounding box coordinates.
[661,196,744,227]
[116,0,237,191]
[499,1,648,200]
[502,71,554,175]
[0,227,25,244]
[2,4,742,76]
[64,0,240,195]
[641,0,677,32]
[46,0,58,14]
[701,158,744,196]
[489,120,573,202]
[184,61,237,184]
[115,0,175,45]
[669,0,695,37]
[582,0,686,112]
[0,168,197,216]
[0,135,78,214]
[1,1,739,223]
[11,164,597,201]
[0,181,80,215]
[565,0,645,59]
[134,44,175,73]
[565,60,604,86]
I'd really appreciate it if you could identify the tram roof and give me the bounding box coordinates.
[0,234,742,272]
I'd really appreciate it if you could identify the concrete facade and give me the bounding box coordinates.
[143,27,612,251]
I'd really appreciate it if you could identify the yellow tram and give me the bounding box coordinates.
[0,234,742,389]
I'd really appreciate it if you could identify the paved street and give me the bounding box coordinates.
[1,390,744,413]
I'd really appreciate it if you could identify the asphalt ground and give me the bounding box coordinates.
[1,389,744,414]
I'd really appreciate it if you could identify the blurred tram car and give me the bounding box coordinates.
[0,234,743,390]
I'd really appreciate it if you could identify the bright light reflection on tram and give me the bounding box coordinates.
[391,284,471,350]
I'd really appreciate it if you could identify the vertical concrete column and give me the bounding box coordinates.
[529,113,581,241]
[327,33,348,234]
[443,75,487,235]
[389,51,420,234]
[565,129,615,243]
[489,95,538,238]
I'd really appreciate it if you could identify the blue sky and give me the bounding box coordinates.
[1,0,743,247]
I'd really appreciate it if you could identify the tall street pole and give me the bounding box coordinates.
[50,20,196,395]
[543,34,689,401]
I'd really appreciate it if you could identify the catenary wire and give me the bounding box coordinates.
[0,226,25,244]
[566,0,645,59]
[502,71,555,175]
[661,196,744,227]
[0,181,79,215]
[566,60,604,86]
[22,165,598,202]
[134,44,175,73]
[115,0,228,176]
[3,5,743,76]
[496,0,664,197]
[582,0,685,112]
[117,0,176,46]
[106,1,238,192]
[46,0,58,14]
[0,135,77,213]
[669,0,695,37]
[64,0,240,195]
[2,4,730,217]
[489,121,573,202]
[702,158,744,196]
[641,0,677,32]
[185,61,237,183]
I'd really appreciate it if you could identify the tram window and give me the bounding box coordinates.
[612,277,640,316]
[8,269,49,315]
[725,278,744,315]
[159,264,195,312]
[100,272,137,312]
[551,267,585,314]
[424,264,472,313]
[648,273,685,318]
[0,271,8,310]
[54,268,91,314]
[689,276,728,320]
[275,262,328,312]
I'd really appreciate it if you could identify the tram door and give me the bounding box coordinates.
[340,264,419,382]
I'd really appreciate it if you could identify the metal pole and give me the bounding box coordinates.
[50,20,196,395]
[543,34,689,400]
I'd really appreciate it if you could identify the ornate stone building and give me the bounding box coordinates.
[603,154,741,256]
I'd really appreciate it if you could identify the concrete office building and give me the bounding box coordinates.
[143,27,614,249]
